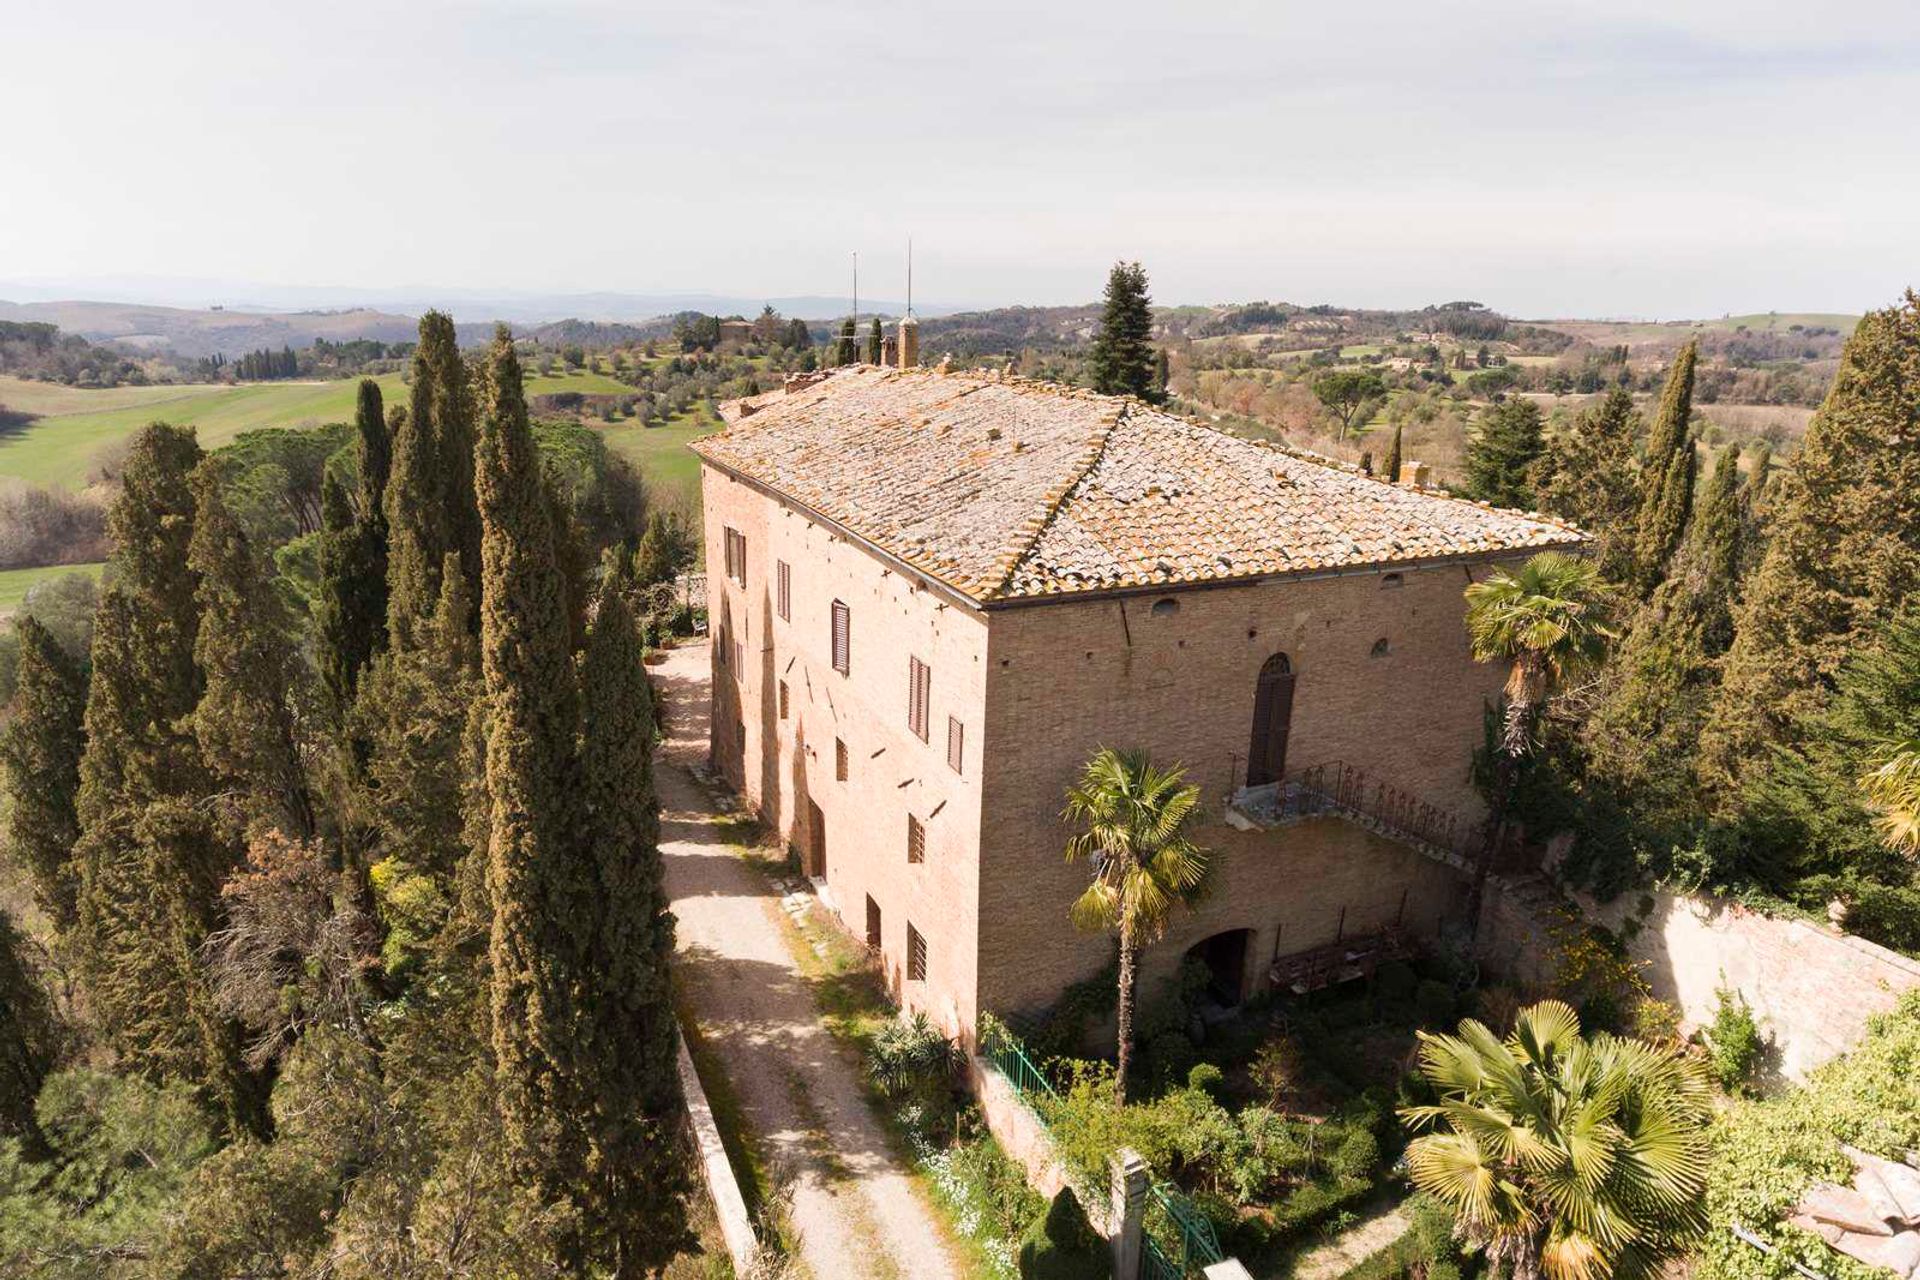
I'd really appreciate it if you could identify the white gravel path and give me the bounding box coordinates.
[656,644,964,1280]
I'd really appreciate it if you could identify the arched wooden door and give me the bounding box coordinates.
[1246,653,1296,787]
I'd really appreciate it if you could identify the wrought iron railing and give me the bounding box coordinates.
[1148,1183,1225,1274]
[1228,757,1495,870]
[982,1021,1058,1107]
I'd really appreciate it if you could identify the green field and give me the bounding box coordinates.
[0,374,408,489]
[598,403,718,513]
[0,561,104,614]
[522,370,635,396]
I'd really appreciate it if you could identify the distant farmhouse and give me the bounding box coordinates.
[692,327,1581,1038]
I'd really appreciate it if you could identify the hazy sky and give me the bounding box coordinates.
[5,0,1918,318]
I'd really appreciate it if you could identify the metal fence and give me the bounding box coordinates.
[982,1022,1224,1278]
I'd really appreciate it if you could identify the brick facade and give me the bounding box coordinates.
[704,462,1522,1038]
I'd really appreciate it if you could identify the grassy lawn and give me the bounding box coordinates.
[0,561,104,614]
[600,402,719,515]
[0,375,408,489]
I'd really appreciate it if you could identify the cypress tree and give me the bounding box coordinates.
[189,461,312,837]
[1630,438,1696,594]
[0,908,53,1144]
[354,378,391,512]
[314,384,390,710]
[867,316,883,365]
[834,318,857,367]
[1630,342,1697,590]
[1532,387,1641,582]
[353,552,479,885]
[1383,423,1404,485]
[1585,446,1746,827]
[475,326,591,1186]
[1463,397,1544,509]
[1704,296,1920,795]
[578,564,693,1272]
[70,423,253,1129]
[388,312,479,645]
[0,615,87,928]
[1088,261,1157,400]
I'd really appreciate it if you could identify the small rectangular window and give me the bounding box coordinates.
[835,738,849,782]
[723,527,746,586]
[907,923,927,982]
[733,638,745,675]
[907,657,931,742]
[776,559,791,622]
[778,681,789,719]
[907,814,926,864]
[865,895,881,949]
[946,716,964,775]
[831,600,850,675]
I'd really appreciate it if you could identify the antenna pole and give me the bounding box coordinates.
[852,251,858,329]
[907,236,913,318]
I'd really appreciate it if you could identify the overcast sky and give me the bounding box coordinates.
[5,0,1917,318]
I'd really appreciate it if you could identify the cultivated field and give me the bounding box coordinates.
[0,561,104,616]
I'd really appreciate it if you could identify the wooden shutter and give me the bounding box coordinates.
[831,600,850,675]
[908,657,930,741]
[946,716,964,775]
[835,738,849,781]
[907,814,925,864]
[907,924,927,981]
[776,560,791,621]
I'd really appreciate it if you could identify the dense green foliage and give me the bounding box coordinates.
[1463,397,1544,509]
[1017,1188,1108,1280]
[0,616,86,926]
[1531,388,1641,581]
[1088,262,1160,402]
[1700,993,1920,1280]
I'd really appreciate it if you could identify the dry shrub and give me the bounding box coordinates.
[0,479,107,568]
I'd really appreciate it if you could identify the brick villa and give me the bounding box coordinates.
[691,332,1582,1040]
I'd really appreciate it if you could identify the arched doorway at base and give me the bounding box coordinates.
[1186,928,1255,1007]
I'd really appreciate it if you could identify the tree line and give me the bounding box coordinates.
[1457,295,1920,951]
[0,311,695,1276]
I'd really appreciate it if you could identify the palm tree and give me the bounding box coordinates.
[1062,748,1209,1101]
[1400,1000,1711,1280]
[1463,553,1615,912]
[1861,739,1920,857]
[1465,551,1616,757]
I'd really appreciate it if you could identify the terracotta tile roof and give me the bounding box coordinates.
[691,366,1583,604]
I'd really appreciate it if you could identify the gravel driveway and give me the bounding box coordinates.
[656,643,964,1280]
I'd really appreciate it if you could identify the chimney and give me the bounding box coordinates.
[898,315,920,368]
[1400,461,1431,487]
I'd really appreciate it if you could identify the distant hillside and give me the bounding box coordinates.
[0,299,420,360]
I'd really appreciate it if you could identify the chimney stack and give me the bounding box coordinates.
[898,315,920,368]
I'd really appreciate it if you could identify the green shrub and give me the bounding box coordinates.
[1249,1036,1306,1110]
[1326,1127,1380,1181]
[1186,1063,1224,1099]
[1705,985,1763,1095]
[1017,1188,1110,1280]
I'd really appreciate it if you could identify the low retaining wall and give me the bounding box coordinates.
[677,1026,759,1273]
[1480,877,1920,1082]
[967,1053,1082,1216]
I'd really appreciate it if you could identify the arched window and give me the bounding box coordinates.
[1246,653,1296,787]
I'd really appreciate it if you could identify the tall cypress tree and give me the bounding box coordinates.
[1630,342,1698,591]
[1383,423,1404,485]
[1463,397,1544,508]
[1704,295,1920,795]
[315,383,391,711]
[475,326,590,1187]
[866,316,883,365]
[355,377,392,511]
[834,318,857,367]
[388,312,479,645]
[0,616,87,928]
[1630,438,1696,594]
[1585,446,1747,826]
[189,460,312,837]
[578,564,693,1272]
[1088,261,1158,400]
[71,425,253,1129]
[0,908,53,1144]
[1532,387,1641,582]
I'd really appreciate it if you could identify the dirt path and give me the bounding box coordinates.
[1286,1193,1410,1280]
[655,643,963,1280]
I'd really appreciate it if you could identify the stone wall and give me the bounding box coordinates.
[1479,876,1920,1082]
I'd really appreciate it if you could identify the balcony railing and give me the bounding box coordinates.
[1225,759,1491,874]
